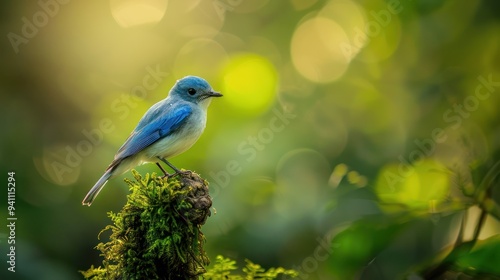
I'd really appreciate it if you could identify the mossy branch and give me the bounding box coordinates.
[82,170,212,280]
[82,170,298,279]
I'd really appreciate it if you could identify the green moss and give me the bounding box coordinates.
[82,170,298,279]
[204,255,299,279]
[82,170,211,280]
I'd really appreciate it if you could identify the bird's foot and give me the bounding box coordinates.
[161,172,172,179]
[161,170,192,179]
[171,170,193,178]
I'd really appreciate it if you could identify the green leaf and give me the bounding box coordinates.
[328,216,408,279]
[454,234,500,275]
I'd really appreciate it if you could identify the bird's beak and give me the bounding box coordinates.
[209,91,223,98]
[199,91,223,101]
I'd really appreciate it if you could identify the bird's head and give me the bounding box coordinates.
[170,76,222,108]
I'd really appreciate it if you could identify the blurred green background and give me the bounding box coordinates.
[1,0,500,279]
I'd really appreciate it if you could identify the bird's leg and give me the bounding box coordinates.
[157,157,191,178]
[156,162,171,178]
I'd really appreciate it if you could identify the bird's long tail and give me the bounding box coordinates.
[82,170,112,206]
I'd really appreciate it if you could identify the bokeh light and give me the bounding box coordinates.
[355,13,402,63]
[34,146,81,187]
[291,16,350,83]
[319,0,367,61]
[221,53,278,114]
[375,159,451,212]
[110,0,169,28]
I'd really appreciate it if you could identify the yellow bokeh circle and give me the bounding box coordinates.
[291,17,350,83]
[221,53,278,114]
[375,159,450,212]
[110,0,168,28]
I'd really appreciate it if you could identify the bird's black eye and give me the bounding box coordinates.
[187,88,196,95]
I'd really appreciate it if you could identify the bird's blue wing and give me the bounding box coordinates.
[107,103,192,169]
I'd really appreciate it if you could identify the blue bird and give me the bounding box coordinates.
[82,76,222,206]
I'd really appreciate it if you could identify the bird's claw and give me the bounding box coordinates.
[161,170,192,179]
[172,170,193,177]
